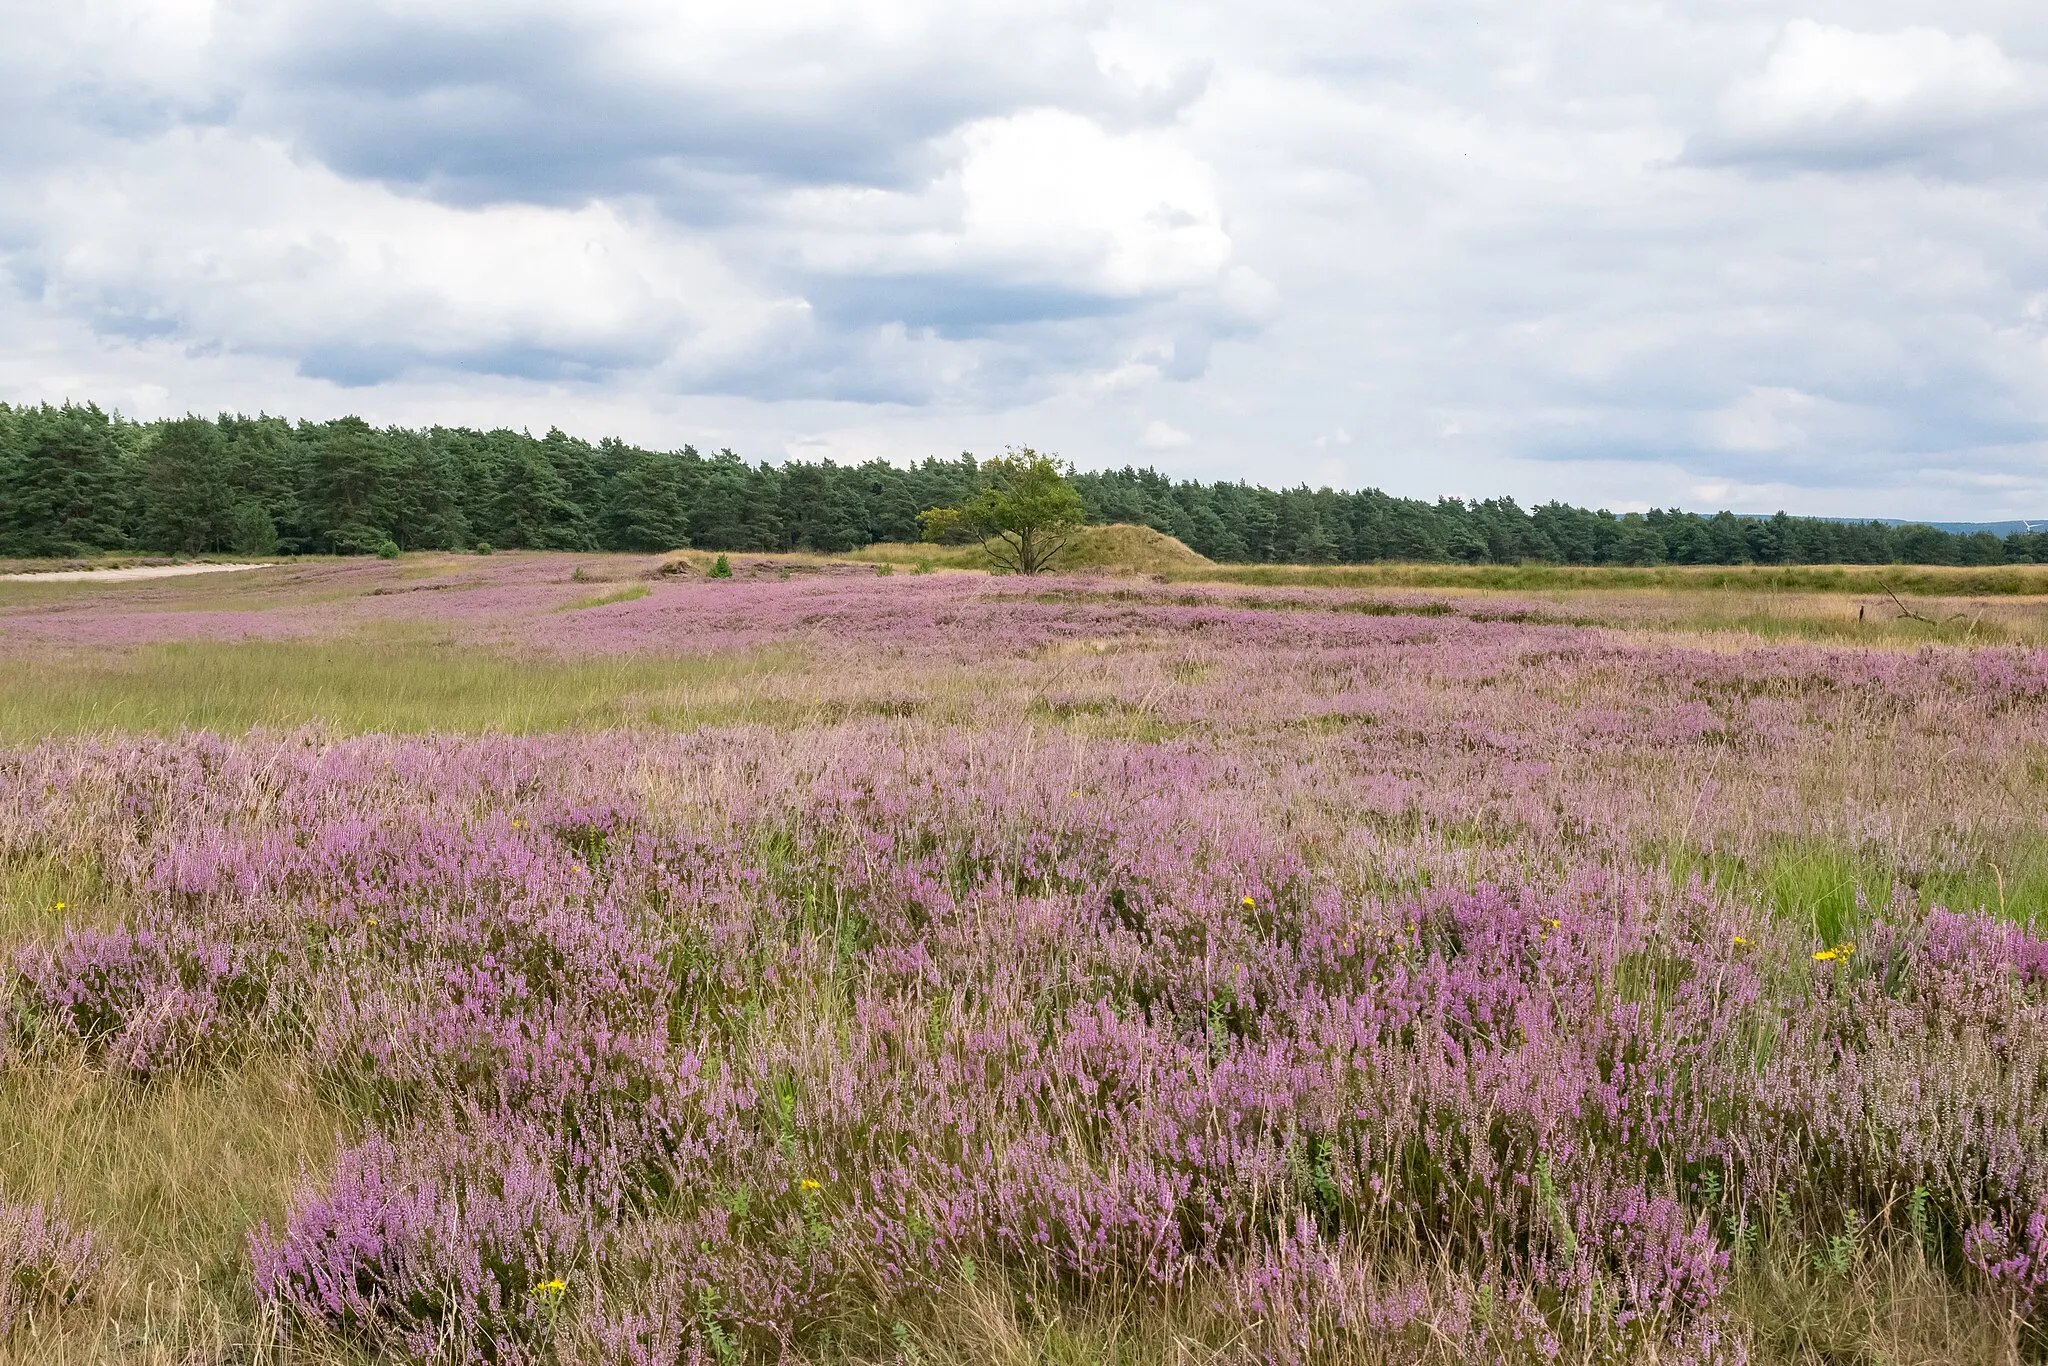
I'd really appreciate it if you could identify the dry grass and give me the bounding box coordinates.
[0,633,813,740]
[0,1056,346,1363]
[1734,1241,2023,1366]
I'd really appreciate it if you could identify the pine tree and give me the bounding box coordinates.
[0,403,131,557]
[142,416,233,553]
[602,445,690,551]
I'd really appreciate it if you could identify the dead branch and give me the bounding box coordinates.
[1880,582,1973,627]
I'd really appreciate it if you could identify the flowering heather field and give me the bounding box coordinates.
[6,555,2048,1363]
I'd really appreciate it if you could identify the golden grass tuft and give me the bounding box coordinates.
[0,1056,347,1363]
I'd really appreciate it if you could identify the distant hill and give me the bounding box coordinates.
[1870,519,2046,537]
[1746,516,2048,537]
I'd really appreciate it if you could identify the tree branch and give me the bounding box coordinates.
[1880,582,1970,626]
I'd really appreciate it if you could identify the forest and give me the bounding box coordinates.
[0,399,2033,566]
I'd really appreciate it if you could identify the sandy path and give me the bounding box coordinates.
[0,562,277,583]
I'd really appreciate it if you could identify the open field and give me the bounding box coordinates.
[5,553,2048,1362]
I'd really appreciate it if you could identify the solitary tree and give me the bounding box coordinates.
[919,448,1085,575]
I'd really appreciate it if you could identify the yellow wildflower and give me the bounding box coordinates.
[530,1277,567,1304]
[1731,934,1750,949]
[53,902,65,911]
[366,916,378,927]
[1813,941,1854,963]
[1242,896,1256,910]
[800,1179,823,1191]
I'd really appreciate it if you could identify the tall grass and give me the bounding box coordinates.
[1174,560,2048,597]
[1667,835,2048,939]
[0,636,801,740]
[0,1058,343,1364]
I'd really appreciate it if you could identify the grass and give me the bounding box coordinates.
[1666,835,2048,941]
[560,584,650,610]
[0,633,806,740]
[1,852,123,949]
[1169,560,2048,597]
[849,523,1212,576]
[0,1057,345,1364]
[6,551,2048,1361]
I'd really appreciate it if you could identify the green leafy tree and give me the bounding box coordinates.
[919,447,1086,575]
[219,414,303,552]
[227,502,280,555]
[1615,516,1665,566]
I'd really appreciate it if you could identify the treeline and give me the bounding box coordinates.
[1,400,2039,567]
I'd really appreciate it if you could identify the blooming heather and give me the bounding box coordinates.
[4,569,2048,1361]
[0,1200,101,1338]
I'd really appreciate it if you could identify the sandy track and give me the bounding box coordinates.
[0,562,277,583]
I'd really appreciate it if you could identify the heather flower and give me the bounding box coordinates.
[0,1200,102,1338]
[1967,1206,2048,1311]
[252,1123,592,1360]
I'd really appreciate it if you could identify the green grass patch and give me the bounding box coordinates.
[0,852,123,949]
[1665,607,2012,646]
[1170,561,2048,597]
[1665,835,2048,938]
[0,1054,348,1358]
[0,635,805,739]
[1668,842,1894,945]
[562,584,650,610]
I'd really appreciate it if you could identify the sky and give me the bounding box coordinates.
[4,1,2047,518]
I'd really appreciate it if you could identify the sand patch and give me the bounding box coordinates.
[0,562,277,583]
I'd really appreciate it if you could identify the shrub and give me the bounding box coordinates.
[474,541,494,555]
[709,554,732,579]
[254,1125,591,1361]
[375,540,400,560]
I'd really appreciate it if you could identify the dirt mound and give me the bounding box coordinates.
[1058,523,1213,575]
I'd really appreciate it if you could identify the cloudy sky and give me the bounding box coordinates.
[4,1,2047,516]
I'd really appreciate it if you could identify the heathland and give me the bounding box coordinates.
[5,549,2048,1363]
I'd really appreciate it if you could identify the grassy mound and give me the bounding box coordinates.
[853,523,1211,576]
[1057,523,1212,574]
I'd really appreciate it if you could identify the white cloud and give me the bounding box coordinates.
[775,109,1230,299]
[960,111,1228,296]
[1732,21,2021,127]
[1697,20,2046,170]
[1141,419,1192,449]
[17,131,805,385]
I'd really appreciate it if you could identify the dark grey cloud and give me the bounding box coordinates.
[803,277,1131,334]
[220,1,1136,207]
